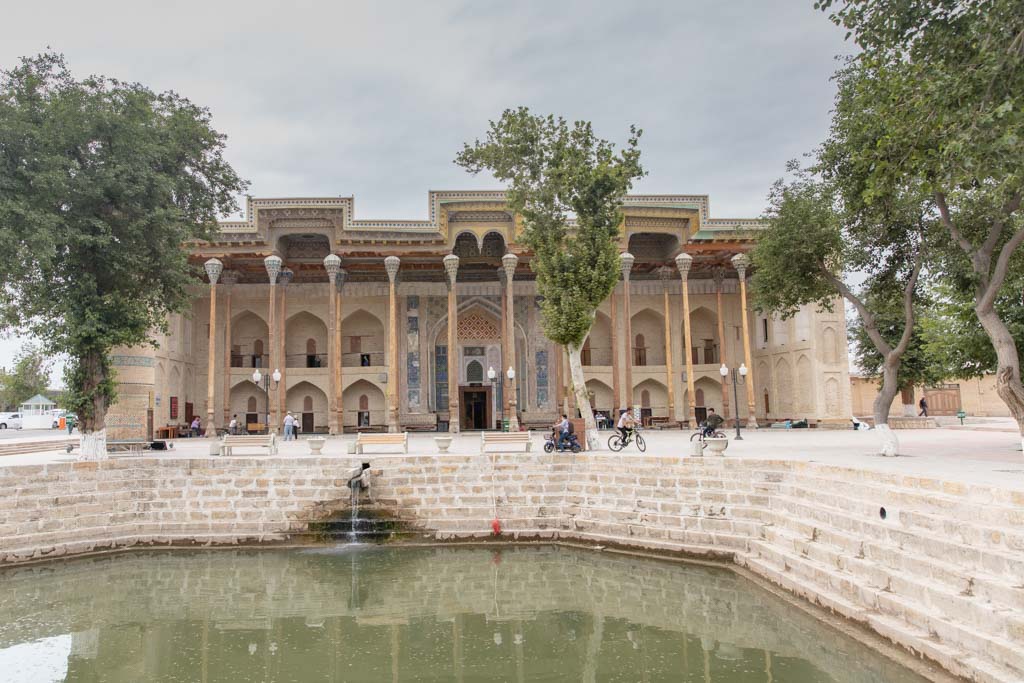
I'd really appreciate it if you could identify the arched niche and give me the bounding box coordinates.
[343,379,386,430]
[342,310,386,367]
[286,381,328,433]
[688,307,720,366]
[631,308,665,366]
[232,311,269,369]
[285,311,328,368]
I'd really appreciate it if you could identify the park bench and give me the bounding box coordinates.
[355,432,408,454]
[221,433,278,456]
[481,431,533,452]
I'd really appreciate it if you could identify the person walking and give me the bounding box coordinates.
[229,414,238,435]
[65,413,76,435]
[918,396,928,417]
[283,411,296,441]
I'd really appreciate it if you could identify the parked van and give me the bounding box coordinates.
[0,413,23,430]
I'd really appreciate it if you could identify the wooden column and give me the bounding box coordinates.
[444,254,460,433]
[264,255,281,430]
[675,253,696,427]
[203,259,222,437]
[335,271,346,433]
[732,253,758,428]
[611,286,621,410]
[324,255,341,435]
[497,266,510,422]
[502,253,520,431]
[221,271,236,425]
[620,253,635,412]
[277,268,292,423]
[659,267,676,423]
[714,268,730,420]
[385,256,401,433]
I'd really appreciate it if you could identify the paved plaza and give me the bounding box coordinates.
[4,421,1022,490]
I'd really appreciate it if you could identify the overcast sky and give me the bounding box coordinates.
[0,0,853,383]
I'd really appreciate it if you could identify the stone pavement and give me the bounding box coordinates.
[2,424,1021,490]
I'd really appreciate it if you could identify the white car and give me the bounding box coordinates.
[0,413,23,430]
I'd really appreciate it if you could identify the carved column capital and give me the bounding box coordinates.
[731,253,750,279]
[501,253,518,279]
[384,256,401,283]
[674,253,693,281]
[204,258,223,285]
[620,252,635,280]
[443,253,459,287]
[323,253,342,283]
[264,255,282,284]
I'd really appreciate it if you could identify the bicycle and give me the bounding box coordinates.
[690,428,727,444]
[608,427,646,452]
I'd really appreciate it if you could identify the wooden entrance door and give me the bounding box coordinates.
[924,384,961,415]
[459,386,492,430]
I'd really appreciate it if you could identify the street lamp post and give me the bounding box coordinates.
[252,367,281,435]
[488,366,503,430]
[719,363,748,440]
[506,366,517,431]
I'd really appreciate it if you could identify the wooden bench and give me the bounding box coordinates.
[107,440,150,455]
[355,432,408,454]
[221,433,278,456]
[481,431,532,452]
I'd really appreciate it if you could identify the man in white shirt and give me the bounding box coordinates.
[283,412,296,441]
[229,415,238,435]
[616,410,635,443]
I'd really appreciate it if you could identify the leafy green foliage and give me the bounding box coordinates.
[750,163,844,317]
[0,344,52,410]
[455,107,644,347]
[848,277,941,387]
[0,53,247,430]
[919,278,1024,380]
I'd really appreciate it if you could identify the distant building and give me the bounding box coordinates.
[105,191,852,438]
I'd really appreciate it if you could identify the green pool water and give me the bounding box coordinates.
[0,545,935,682]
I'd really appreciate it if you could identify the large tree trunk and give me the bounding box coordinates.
[975,305,1024,451]
[874,360,902,457]
[566,341,600,450]
[899,384,916,417]
[78,351,109,461]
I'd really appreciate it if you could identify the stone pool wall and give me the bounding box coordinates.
[0,453,1021,682]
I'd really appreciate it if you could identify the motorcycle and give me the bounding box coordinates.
[543,430,581,453]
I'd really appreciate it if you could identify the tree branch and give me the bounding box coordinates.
[979,192,1023,265]
[820,264,894,357]
[978,224,1024,313]
[935,191,977,262]
[892,246,924,358]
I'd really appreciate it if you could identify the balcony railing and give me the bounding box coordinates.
[285,353,328,369]
[581,346,612,366]
[342,351,385,368]
[231,354,269,369]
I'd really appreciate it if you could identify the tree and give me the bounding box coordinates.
[817,0,1024,445]
[0,53,246,457]
[751,161,925,455]
[456,107,644,448]
[918,267,1024,381]
[848,278,942,412]
[0,344,52,410]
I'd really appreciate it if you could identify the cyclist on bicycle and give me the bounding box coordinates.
[702,408,724,437]
[616,409,636,443]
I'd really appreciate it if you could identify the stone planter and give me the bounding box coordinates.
[434,436,452,453]
[346,441,356,455]
[307,437,326,455]
[704,437,729,456]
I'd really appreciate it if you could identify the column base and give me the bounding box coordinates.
[746,416,759,429]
